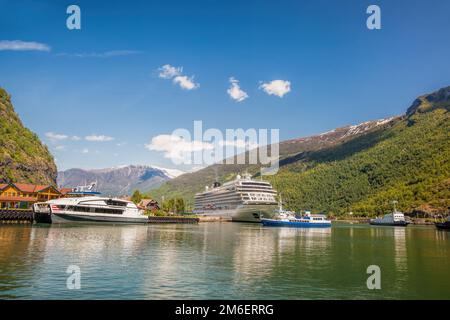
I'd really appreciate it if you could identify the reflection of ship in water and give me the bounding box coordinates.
[41,224,150,257]
[393,227,407,271]
[231,225,332,283]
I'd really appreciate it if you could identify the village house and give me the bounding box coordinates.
[0,183,61,210]
[137,199,160,212]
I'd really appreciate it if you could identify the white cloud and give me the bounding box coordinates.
[158,64,182,79]
[259,79,291,97]
[227,77,248,102]
[157,64,199,90]
[45,132,68,141]
[0,40,51,52]
[54,145,65,150]
[81,148,89,154]
[173,75,199,90]
[145,134,213,161]
[57,50,141,58]
[146,134,259,164]
[85,135,114,142]
[71,136,81,141]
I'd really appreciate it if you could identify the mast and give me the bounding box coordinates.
[392,200,398,213]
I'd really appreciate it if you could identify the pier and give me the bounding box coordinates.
[0,209,33,223]
[147,216,199,224]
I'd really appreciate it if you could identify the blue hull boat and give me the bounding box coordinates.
[261,218,331,228]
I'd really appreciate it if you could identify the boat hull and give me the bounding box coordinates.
[261,218,331,228]
[369,221,409,227]
[435,222,450,230]
[34,212,148,224]
[198,204,278,223]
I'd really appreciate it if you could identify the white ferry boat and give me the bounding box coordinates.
[369,201,409,227]
[194,173,278,222]
[369,211,408,226]
[33,184,148,224]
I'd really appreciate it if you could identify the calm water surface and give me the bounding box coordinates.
[0,222,449,299]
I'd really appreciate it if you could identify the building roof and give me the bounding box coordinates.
[0,195,38,202]
[138,199,158,206]
[0,183,61,194]
[12,183,60,194]
[59,188,73,195]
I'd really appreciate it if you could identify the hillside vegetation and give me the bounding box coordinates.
[149,86,450,216]
[0,88,57,185]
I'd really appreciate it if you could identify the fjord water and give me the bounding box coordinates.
[0,223,449,299]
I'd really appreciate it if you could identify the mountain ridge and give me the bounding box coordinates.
[149,86,449,215]
[57,164,184,196]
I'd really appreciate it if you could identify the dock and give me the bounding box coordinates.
[147,216,199,224]
[0,209,34,223]
[197,215,232,222]
[0,210,230,225]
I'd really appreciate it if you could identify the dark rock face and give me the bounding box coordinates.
[0,88,57,185]
[406,86,450,116]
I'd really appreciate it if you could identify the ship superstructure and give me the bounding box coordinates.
[194,173,278,222]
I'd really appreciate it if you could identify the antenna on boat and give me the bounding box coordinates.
[392,200,398,213]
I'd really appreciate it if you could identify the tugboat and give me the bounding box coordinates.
[369,201,409,227]
[435,216,450,231]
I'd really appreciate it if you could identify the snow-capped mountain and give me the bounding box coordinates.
[57,165,185,196]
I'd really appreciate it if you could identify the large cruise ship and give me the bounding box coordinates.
[194,173,278,222]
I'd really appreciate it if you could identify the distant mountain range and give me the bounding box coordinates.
[57,165,184,196]
[150,86,450,216]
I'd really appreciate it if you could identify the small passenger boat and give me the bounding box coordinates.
[435,216,450,231]
[261,211,331,228]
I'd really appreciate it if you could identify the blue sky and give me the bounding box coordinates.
[1,0,449,171]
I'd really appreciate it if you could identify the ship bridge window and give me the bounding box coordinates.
[105,199,127,207]
[69,206,124,215]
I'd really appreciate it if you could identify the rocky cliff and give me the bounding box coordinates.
[0,88,57,185]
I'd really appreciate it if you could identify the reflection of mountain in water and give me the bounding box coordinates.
[0,226,48,298]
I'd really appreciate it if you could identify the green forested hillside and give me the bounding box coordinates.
[0,88,57,185]
[150,86,449,216]
[268,108,449,216]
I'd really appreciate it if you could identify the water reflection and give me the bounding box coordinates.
[0,223,449,299]
[393,228,407,271]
